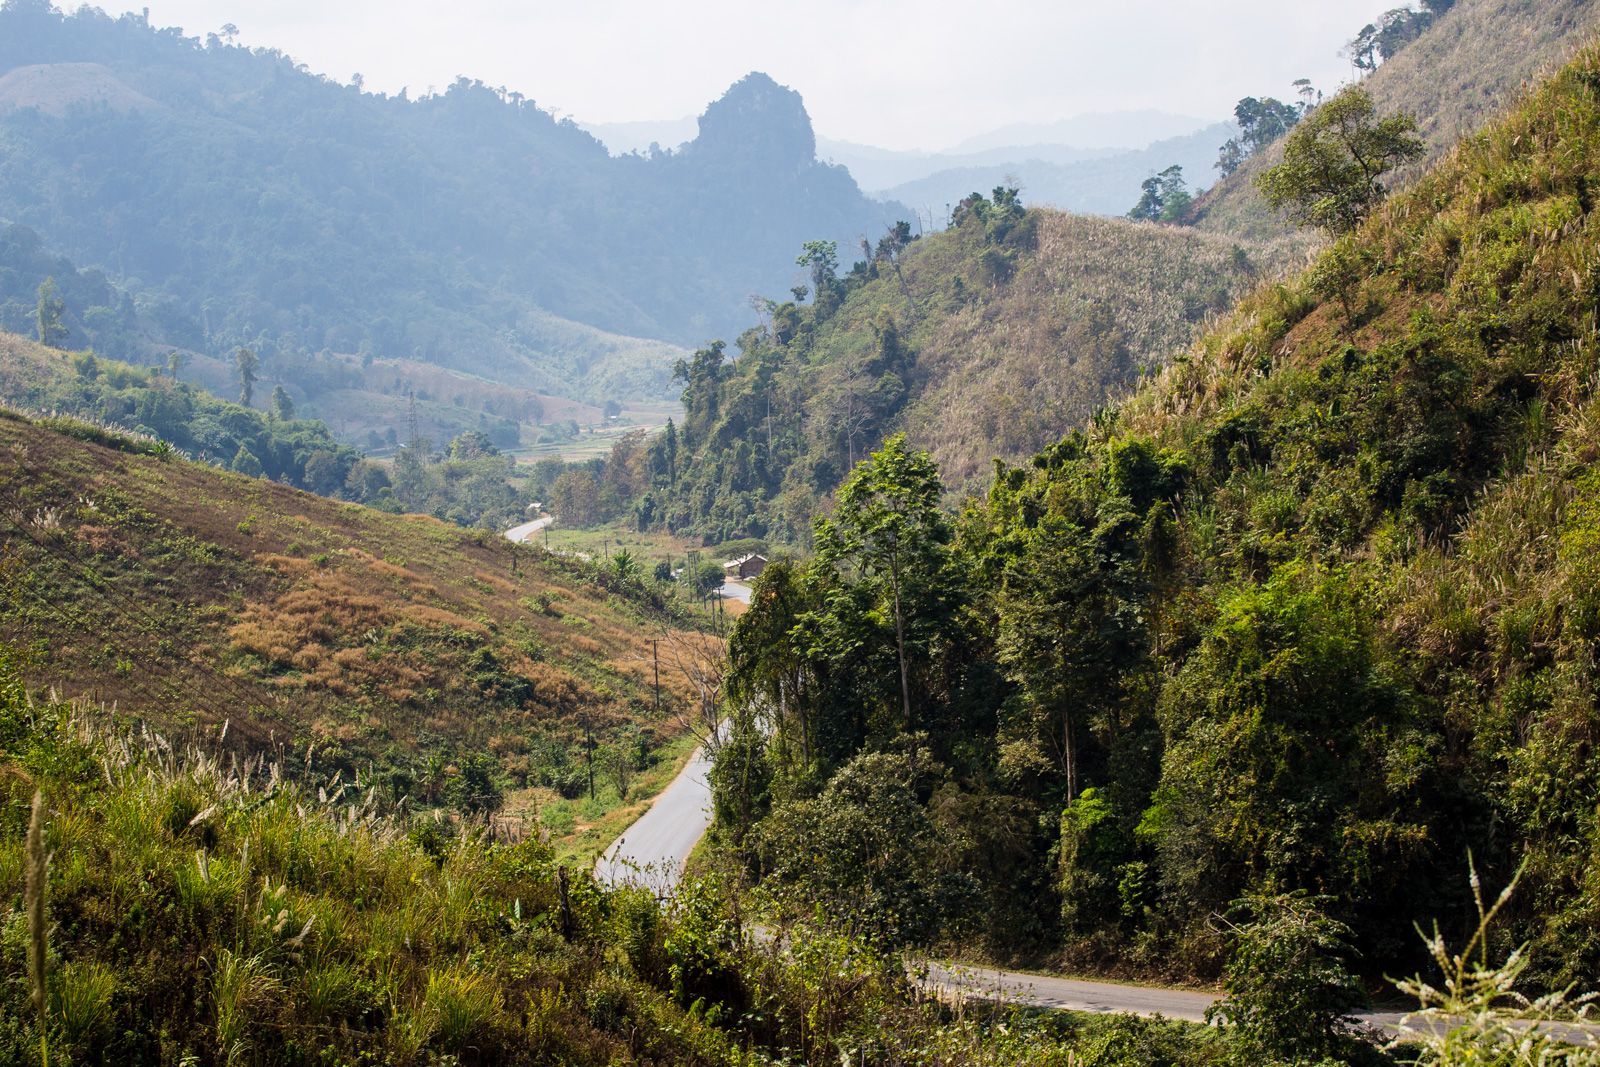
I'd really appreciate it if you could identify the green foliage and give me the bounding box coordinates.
[626,200,1261,543]
[707,717,771,846]
[1208,892,1365,1063]
[1348,1,1455,73]
[754,746,975,948]
[0,663,749,1065]
[1129,165,1194,224]
[33,276,65,347]
[1216,94,1305,178]
[684,559,726,598]
[1258,86,1424,234]
[712,43,1600,991]
[815,434,953,729]
[0,333,368,496]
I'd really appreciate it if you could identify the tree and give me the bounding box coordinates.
[814,434,951,730]
[446,429,498,460]
[234,347,260,407]
[1126,165,1191,224]
[708,720,771,847]
[549,468,602,526]
[753,747,970,947]
[727,559,817,769]
[230,444,263,477]
[449,753,503,816]
[302,451,343,495]
[1215,96,1302,176]
[1257,86,1423,235]
[609,549,640,583]
[35,277,67,347]
[1348,2,1452,72]
[685,559,725,599]
[662,418,678,486]
[270,384,295,421]
[166,350,190,380]
[797,240,841,316]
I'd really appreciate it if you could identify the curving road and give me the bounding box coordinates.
[589,734,1222,1020]
[505,514,554,544]
[591,734,1598,1049]
[593,742,715,893]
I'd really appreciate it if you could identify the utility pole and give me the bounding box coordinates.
[584,719,595,801]
[652,639,660,716]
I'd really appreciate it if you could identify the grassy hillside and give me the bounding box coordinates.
[631,198,1287,543]
[0,221,676,451]
[709,38,1600,992]
[1195,0,1600,240]
[0,404,717,852]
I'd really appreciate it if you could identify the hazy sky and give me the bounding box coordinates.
[126,1,1385,151]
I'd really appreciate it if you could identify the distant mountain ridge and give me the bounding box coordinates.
[584,109,1229,216]
[0,5,905,408]
[877,123,1236,220]
[947,109,1212,153]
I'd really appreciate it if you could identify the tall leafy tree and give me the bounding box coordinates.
[813,434,951,730]
[234,347,260,407]
[1215,95,1302,176]
[1126,165,1191,224]
[34,277,66,347]
[270,384,295,421]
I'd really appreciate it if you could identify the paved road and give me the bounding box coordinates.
[504,515,554,544]
[593,742,715,892]
[920,961,1214,1021]
[718,580,753,604]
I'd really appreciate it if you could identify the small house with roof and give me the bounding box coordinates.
[722,553,768,581]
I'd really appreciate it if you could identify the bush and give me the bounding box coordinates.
[1208,892,1365,1063]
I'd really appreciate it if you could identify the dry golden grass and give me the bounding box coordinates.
[1195,0,1600,240]
[0,409,711,773]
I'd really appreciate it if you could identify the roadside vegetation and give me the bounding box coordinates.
[11,659,1588,1065]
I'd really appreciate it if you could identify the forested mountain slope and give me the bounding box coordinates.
[0,405,710,816]
[0,4,904,403]
[628,197,1280,543]
[712,40,1600,989]
[1195,0,1600,239]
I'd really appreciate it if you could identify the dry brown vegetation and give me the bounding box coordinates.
[0,402,712,807]
[1194,0,1600,240]
[885,212,1297,489]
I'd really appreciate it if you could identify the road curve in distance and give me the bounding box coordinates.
[921,962,1215,1022]
[505,515,554,543]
